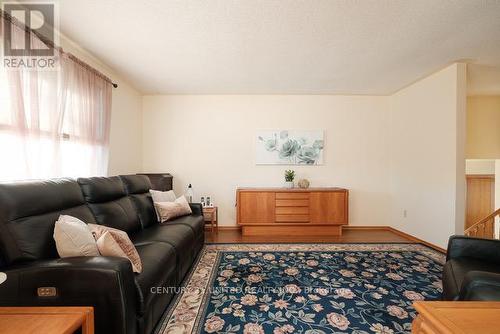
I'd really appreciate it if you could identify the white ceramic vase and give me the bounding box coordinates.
[284,181,294,188]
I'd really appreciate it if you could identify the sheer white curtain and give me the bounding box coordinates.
[0,13,112,181]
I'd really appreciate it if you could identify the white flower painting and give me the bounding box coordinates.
[256,130,324,165]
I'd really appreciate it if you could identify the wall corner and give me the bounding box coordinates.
[454,63,467,235]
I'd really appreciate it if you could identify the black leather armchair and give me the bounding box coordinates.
[442,235,500,301]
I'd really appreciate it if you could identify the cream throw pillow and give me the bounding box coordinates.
[88,224,142,273]
[53,215,99,258]
[155,195,192,223]
[150,189,177,221]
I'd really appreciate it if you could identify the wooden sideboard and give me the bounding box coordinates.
[236,187,348,236]
[412,301,500,334]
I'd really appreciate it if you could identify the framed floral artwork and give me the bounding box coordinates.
[256,130,324,165]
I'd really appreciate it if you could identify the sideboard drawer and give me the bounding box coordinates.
[276,206,309,215]
[275,199,309,207]
[275,214,309,223]
[275,192,309,200]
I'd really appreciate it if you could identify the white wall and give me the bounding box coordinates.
[141,64,467,248]
[142,95,393,228]
[106,84,143,175]
[59,35,143,175]
[390,64,467,248]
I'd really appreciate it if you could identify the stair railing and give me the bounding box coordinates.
[464,208,500,239]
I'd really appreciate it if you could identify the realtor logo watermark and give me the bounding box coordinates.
[2,2,58,69]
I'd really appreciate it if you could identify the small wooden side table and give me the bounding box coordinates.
[0,306,94,334]
[203,206,218,233]
[412,301,500,334]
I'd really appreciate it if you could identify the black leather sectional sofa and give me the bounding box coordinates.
[442,235,500,301]
[0,175,205,334]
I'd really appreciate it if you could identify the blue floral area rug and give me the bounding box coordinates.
[155,244,444,334]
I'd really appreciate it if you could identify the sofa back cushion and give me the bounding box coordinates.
[0,179,96,265]
[119,175,157,228]
[78,176,141,233]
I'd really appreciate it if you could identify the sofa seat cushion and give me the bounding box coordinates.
[131,224,196,282]
[167,215,204,236]
[134,241,177,315]
[442,257,500,300]
[131,224,195,251]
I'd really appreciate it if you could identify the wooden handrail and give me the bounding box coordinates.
[464,208,500,238]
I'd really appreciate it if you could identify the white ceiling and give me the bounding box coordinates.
[59,0,500,95]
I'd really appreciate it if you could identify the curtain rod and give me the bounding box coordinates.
[0,9,118,88]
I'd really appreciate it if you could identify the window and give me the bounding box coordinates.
[0,14,112,181]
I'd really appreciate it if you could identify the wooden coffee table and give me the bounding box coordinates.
[0,307,94,334]
[412,301,500,334]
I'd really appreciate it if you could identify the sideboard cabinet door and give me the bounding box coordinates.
[238,192,275,223]
[309,192,347,224]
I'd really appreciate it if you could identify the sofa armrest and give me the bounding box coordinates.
[459,271,500,301]
[0,256,137,334]
[189,203,203,216]
[446,235,500,263]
